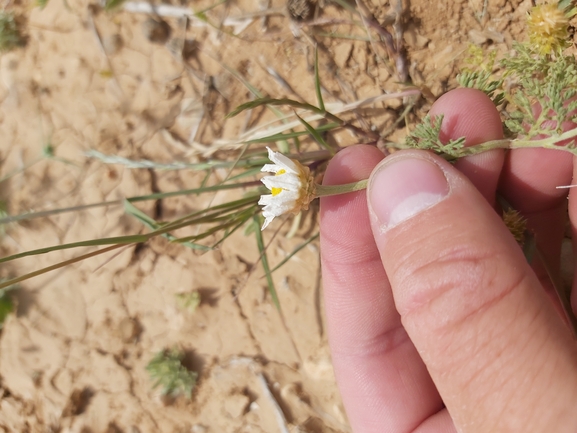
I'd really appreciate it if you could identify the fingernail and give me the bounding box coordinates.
[369,156,450,229]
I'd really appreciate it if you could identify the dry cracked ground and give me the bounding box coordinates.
[0,0,540,431]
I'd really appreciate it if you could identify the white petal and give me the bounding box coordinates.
[261,175,301,191]
[261,214,275,230]
[266,147,298,173]
[258,194,275,205]
[261,164,281,173]
[259,192,298,215]
[259,194,297,212]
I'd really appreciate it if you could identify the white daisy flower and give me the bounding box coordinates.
[258,147,316,230]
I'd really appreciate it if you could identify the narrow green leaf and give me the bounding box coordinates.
[294,113,334,154]
[210,214,254,249]
[244,123,339,144]
[269,233,319,274]
[314,46,325,113]
[123,200,158,229]
[157,195,260,233]
[292,132,302,153]
[0,180,266,225]
[175,206,257,243]
[253,216,280,311]
[0,243,128,291]
[0,234,149,265]
[227,98,320,119]
[123,200,210,251]
[0,181,260,226]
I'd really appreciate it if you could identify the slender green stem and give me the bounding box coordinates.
[315,179,369,197]
[450,127,577,157]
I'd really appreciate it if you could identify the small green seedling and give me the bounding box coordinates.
[0,12,25,52]
[145,348,197,399]
[175,291,201,314]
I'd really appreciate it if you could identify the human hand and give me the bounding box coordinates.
[320,88,577,432]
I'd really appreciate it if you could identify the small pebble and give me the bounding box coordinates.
[143,17,171,44]
[118,317,139,343]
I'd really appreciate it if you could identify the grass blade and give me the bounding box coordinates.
[314,46,325,113]
[253,216,280,311]
[268,233,319,274]
[123,200,210,251]
[226,98,320,119]
[0,234,149,265]
[0,181,260,226]
[0,243,128,291]
[244,123,339,144]
[294,113,334,155]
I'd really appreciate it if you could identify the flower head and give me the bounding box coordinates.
[258,147,315,230]
[527,4,570,55]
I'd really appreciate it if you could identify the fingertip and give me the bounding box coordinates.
[323,144,385,186]
[430,88,505,204]
[320,144,385,232]
[430,88,504,145]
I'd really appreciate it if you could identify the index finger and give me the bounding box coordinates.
[320,145,444,433]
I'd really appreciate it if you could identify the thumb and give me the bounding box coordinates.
[367,150,577,432]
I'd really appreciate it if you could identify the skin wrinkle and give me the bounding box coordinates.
[397,253,533,392]
[321,255,384,301]
[379,186,525,317]
[444,287,524,392]
[389,225,519,321]
[407,270,528,382]
[320,226,379,267]
[330,322,411,360]
[430,274,573,433]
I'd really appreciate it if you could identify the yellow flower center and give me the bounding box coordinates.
[271,169,286,196]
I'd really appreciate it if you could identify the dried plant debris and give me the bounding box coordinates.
[502,208,528,245]
[287,0,315,22]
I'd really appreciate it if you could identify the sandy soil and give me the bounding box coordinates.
[0,0,538,431]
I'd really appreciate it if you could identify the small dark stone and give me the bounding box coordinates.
[142,17,171,44]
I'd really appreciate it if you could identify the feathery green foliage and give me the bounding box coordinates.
[405,115,466,158]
